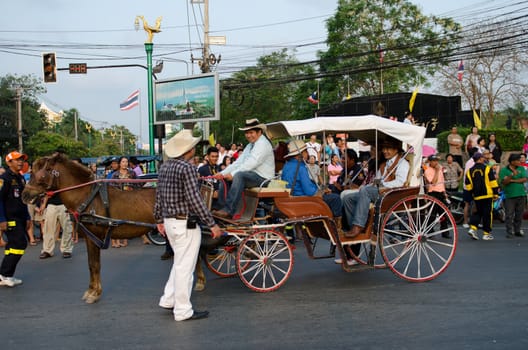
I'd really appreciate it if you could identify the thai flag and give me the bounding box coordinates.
[457,60,464,81]
[120,90,140,111]
[307,91,319,105]
[378,44,384,63]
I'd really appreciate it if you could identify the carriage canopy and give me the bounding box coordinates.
[266,115,427,187]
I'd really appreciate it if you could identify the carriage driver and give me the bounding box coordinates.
[0,151,30,287]
[342,137,409,238]
[154,130,222,321]
[212,118,275,220]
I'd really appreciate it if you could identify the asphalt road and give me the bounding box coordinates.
[1,223,527,350]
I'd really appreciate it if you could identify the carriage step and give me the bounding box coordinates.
[338,231,371,244]
[342,263,374,273]
[212,214,252,225]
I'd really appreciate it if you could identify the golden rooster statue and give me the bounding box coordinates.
[135,16,162,43]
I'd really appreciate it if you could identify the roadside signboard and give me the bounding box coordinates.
[154,72,219,124]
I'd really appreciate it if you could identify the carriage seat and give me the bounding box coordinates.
[244,187,291,199]
[274,196,333,220]
[245,177,290,198]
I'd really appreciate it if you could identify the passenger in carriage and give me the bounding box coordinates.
[212,119,275,220]
[342,138,409,238]
[281,140,343,226]
[306,155,322,185]
[198,146,221,204]
[329,149,364,197]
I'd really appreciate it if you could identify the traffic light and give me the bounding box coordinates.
[42,52,57,83]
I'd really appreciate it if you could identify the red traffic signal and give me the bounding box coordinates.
[43,53,57,83]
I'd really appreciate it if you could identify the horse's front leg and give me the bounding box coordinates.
[82,238,103,303]
[194,255,206,292]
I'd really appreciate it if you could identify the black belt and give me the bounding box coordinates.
[167,215,187,220]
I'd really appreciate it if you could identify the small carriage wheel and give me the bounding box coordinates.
[347,243,387,269]
[205,236,246,277]
[236,229,294,292]
[146,229,166,246]
[379,194,457,282]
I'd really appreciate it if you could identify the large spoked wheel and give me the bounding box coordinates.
[348,242,387,268]
[205,236,242,277]
[379,194,457,282]
[236,229,294,292]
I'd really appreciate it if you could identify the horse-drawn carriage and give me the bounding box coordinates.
[204,115,458,292]
[22,115,457,302]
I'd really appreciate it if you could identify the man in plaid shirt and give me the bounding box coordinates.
[154,130,222,321]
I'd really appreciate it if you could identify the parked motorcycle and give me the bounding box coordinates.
[446,191,464,224]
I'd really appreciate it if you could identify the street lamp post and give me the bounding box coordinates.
[135,15,162,172]
[145,42,155,161]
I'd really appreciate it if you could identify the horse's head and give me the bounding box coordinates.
[22,153,93,204]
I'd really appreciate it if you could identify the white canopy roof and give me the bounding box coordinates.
[266,115,427,186]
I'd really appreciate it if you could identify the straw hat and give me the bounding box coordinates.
[164,129,201,158]
[285,140,307,158]
[238,118,267,133]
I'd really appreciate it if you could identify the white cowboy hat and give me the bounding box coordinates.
[164,129,201,158]
[238,118,267,133]
[285,139,307,158]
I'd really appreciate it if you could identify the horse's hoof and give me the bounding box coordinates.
[84,296,99,304]
[82,290,101,303]
[194,283,205,292]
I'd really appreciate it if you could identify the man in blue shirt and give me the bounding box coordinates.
[213,119,275,219]
[281,140,342,221]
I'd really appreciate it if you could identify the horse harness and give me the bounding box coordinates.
[37,159,155,249]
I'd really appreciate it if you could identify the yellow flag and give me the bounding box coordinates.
[472,109,482,129]
[209,133,215,146]
[409,87,419,112]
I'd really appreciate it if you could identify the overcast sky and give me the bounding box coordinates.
[0,0,501,145]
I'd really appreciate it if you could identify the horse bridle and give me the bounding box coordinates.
[34,157,60,191]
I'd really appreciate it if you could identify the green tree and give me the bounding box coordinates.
[25,131,88,159]
[216,49,316,145]
[318,0,460,104]
[0,74,46,156]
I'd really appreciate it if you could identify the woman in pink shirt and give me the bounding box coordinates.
[327,154,343,185]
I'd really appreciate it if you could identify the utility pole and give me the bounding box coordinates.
[190,0,224,140]
[74,111,78,141]
[15,87,23,153]
[203,0,210,74]
[202,0,210,141]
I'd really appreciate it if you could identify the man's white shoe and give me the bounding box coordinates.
[10,277,22,285]
[0,274,15,287]
[462,223,470,228]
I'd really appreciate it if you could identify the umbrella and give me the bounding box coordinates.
[422,144,437,157]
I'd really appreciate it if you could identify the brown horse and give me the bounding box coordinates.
[22,153,210,303]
